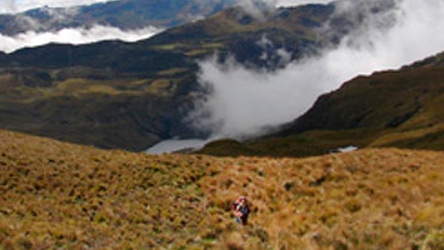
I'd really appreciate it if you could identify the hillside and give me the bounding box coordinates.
[200,51,444,157]
[1,129,444,249]
[0,1,366,151]
[0,0,235,36]
[143,3,337,66]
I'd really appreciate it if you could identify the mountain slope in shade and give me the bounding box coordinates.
[0,0,235,36]
[279,52,444,145]
[199,52,444,157]
[1,129,444,249]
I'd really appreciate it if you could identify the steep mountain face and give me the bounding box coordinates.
[0,1,400,151]
[200,52,444,157]
[0,0,235,36]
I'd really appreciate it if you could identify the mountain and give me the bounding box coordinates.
[143,3,337,66]
[199,51,444,157]
[0,1,376,151]
[0,0,235,36]
[1,129,444,249]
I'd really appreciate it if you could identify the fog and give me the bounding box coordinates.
[0,25,161,53]
[188,0,444,139]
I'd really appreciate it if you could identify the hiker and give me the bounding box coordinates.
[233,196,250,225]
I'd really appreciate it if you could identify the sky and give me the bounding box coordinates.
[188,0,444,139]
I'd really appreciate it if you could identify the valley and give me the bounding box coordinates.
[0,2,351,151]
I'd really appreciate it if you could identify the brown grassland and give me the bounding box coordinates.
[1,130,444,249]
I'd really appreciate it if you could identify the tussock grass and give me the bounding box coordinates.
[1,130,444,249]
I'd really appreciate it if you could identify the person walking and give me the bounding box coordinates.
[233,196,250,225]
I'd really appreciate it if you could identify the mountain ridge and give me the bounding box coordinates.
[0,0,236,36]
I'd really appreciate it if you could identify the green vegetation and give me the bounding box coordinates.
[1,130,444,249]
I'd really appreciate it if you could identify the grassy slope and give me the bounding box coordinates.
[145,4,335,62]
[2,130,444,249]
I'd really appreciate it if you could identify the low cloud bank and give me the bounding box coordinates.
[0,0,115,14]
[0,25,161,53]
[188,0,444,139]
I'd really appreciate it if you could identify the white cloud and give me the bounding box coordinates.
[0,0,116,14]
[237,0,333,8]
[273,0,332,7]
[0,25,161,53]
[0,0,16,13]
[188,0,444,139]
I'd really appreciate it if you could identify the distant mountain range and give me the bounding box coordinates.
[0,0,235,35]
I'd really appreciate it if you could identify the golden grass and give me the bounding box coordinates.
[154,43,184,51]
[185,49,213,57]
[53,77,180,97]
[84,85,121,95]
[146,79,175,95]
[1,130,444,249]
[157,68,188,76]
